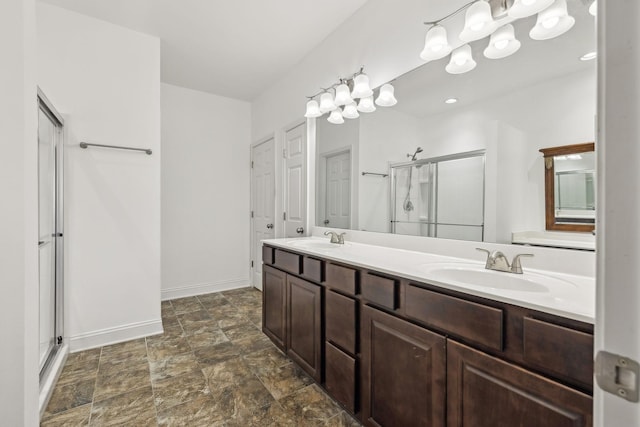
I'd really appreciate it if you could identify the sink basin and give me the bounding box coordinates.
[285,240,342,250]
[420,263,576,293]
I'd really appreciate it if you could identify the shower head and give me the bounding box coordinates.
[407,147,424,161]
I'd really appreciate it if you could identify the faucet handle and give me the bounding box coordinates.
[324,230,339,243]
[337,232,346,244]
[476,248,492,268]
[511,253,534,274]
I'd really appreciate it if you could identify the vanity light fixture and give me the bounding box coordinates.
[444,98,458,104]
[529,0,575,41]
[420,0,581,74]
[580,51,597,61]
[484,24,521,59]
[305,67,397,125]
[589,0,596,17]
[446,44,477,74]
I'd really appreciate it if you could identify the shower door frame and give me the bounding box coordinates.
[389,149,486,239]
[37,88,65,380]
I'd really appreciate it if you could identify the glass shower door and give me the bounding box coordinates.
[38,92,64,374]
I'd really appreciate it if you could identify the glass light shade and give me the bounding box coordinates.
[529,0,575,41]
[459,1,498,43]
[357,96,376,113]
[351,74,373,99]
[420,25,452,62]
[319,92,337,113]
[445,44,477,74]
[484,24,521,59]
[304,100,322,118]
[589,0,596,16]
[327,109,344,124]
[375,84,397,107]
[342,102,360,119]
[508,0,554,19]
[334,83,353,106]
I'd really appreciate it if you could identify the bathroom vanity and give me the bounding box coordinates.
[262,238,594,426]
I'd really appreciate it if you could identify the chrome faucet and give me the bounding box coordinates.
[324,230,346,244]
[476,248,534,274]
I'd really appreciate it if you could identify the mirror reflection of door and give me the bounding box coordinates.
[325,151,351,229]
[284,123,307,237]
[251,138,275,290]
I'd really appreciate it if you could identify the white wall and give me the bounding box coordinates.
[37,3,162,351]
[161,83,251,299]
[0,0,39,425]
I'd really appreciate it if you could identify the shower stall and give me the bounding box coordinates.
[390,150,485,241]
[37,89,65,381]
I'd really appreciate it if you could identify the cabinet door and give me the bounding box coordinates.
[262,265,287,350]
[361,305,446,427]
[287,275,322,381]
[447,340,593,427]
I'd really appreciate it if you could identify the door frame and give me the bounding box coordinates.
[36,87,65,379]
[317,147,353,229]
[250,135,275,289]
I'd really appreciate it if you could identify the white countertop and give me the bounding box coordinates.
[512,230,595,251]
[263,237,595,324]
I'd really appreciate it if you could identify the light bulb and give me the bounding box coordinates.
[327,109,344,124]
[304,100,322,118]
[319,92,337,113]
[495,40,509,50]
[460,1,497,43]
[522,0,535,5]
[484,24,521,59]
[508,0,554,19]
[334,83,353,107]
[446,44,477,74]
[529,0,575,41]
[351,74,373,99]
[589,1,596,16]
[420,25,452,62]
[375,84,398,107]
[342,102,359,119]
[357,96,376,113]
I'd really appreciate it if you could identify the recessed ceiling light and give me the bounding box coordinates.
[580,51,597,61]
[444,98,458,104]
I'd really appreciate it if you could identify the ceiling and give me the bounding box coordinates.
[40,0,369,101]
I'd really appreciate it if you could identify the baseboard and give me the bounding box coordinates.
[161,278,250,301]
[69,319,164,352]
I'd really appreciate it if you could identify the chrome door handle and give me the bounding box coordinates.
[296,227,304,234]
[266,224,274,229]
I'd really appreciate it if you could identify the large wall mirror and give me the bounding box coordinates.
[313,0,596,245]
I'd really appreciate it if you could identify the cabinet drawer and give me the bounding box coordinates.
[326,263,357,295]
[326,290,357,355]
[262,246,274,265]
[405,285,504,351]
[302,257,324,283]
[361,273,398,310]
[273,249,302,275]
[325,341,357,414]
[523,317,594,390]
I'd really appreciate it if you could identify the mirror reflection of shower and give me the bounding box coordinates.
[403,147,423,212]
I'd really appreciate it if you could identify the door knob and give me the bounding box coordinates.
[324,220,330,225]
[296,227,304,234]
[266,224,274,229]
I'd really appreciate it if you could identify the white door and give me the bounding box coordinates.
[251,138,275,290]
[325,151,351,229]
[595,2,640,425]
[284,123,307,237]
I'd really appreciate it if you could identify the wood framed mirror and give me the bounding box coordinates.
[539,142,595,232]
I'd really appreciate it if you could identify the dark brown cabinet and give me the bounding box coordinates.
[287,275,322,382]
[361,305,446,427]
[262,265,287,350]
[447,340,593,427]
[262,244,594,426]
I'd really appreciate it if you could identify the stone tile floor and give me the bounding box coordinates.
[41,287,361,426]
